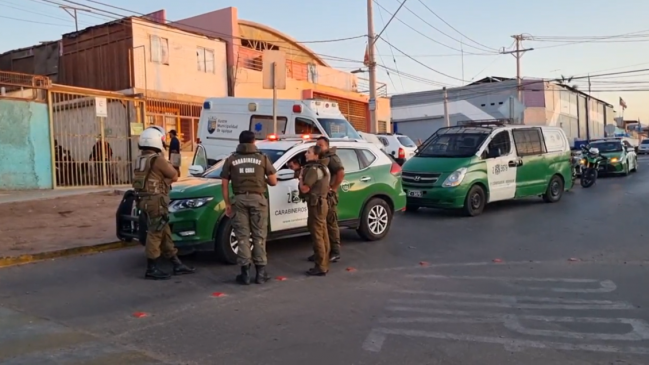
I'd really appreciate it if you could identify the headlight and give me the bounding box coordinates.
[169,197,214,212]
[609,157,619,163]
[442,167,467,187]
[580,159,585,165]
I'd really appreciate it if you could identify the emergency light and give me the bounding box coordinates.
[292,105,302,113]
[301,134,311,139]
[268,134,278,140]
[203,101,211,110]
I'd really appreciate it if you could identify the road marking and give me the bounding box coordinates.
[393,290,626,305]
[362,328,649,354]
[405,274,617,293]
[388,298,633,310]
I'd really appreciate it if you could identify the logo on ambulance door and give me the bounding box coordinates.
[207,117,217,134]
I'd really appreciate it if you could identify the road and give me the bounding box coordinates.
[2,158,649,365]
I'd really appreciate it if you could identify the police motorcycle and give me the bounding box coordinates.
[570,149,583,181]
[579,144,606,188]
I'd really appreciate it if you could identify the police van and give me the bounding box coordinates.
[195,98,362,166]
[116,134,406,264]
[402,122,573,216]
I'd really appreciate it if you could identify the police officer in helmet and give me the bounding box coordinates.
[299,145,331,276]
[221,130,277,285]
[133,126,195,280]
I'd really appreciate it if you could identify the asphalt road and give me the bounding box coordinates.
[2,158,649,365]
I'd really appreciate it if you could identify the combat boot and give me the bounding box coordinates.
[255,265,270,284]
[170,256,196,275]
[145,258,171,280]
[236,265,251,285]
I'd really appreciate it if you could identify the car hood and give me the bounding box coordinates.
[403,155,474,173]
[600,151,623,159]
[170,177,222,199]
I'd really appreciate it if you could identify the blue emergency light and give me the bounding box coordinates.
[203,101,211,109]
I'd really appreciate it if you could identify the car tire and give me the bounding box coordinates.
[462,184,486,217]
[543,175,564,203]
[214,218,238,265]
[357,198,393,241]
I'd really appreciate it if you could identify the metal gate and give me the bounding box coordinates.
[312,93,369,132]
[48,86,144,188]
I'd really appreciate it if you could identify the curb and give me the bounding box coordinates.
[0,241,139,268]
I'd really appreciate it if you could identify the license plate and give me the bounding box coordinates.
[408,190,422,197]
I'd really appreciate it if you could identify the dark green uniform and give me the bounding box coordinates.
[323,147,344,257]
[220,143,276,267]
[302,158,331,273]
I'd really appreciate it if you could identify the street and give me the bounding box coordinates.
[2,158,649,365]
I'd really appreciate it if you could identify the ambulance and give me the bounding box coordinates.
[194,98,362,167]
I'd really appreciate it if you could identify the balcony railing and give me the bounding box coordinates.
[236,47,387,97]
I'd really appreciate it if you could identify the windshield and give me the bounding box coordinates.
[642,140,649,145]
[589,142,622,153]
[417,133,489,157]
[318,118,361,139]
[397,136,416,147]
[202,149,284,179]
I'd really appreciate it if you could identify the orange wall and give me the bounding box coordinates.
[234,67,390,132]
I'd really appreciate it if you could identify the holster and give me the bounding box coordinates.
[327,190,339,207]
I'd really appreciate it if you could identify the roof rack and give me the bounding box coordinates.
[459,121,506,127]
[263,134,363,144]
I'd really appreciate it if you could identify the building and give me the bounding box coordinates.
[0,41,60,82]
[391,77,617,144]
[175,6,391,133]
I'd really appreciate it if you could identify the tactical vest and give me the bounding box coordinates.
[304,162,330,204]
[228,152,268,194]
[132,153,170,196]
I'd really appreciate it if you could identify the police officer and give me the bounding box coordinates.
[220,130,277,285]
[306,136,345,263]
[133,126,195,280]
[299,145,331,276]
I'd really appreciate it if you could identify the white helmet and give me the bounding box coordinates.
[138,126,166,151]
[588,147,599,155]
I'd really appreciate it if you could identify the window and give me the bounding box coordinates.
[512,129,545,156]
[249,115,287,140]
[150,35,169,65]
[360,149,376,168]
[295,117,319,135]
[197,47,215,73]
[485,131,512,158]
[193,145,207,168]
[378,120,388,133]
[337,148,361,173]
[397,136,416,147]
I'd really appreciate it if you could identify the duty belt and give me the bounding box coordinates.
[234,191,263,196]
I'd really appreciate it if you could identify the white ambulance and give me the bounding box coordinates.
[194,98,362,166]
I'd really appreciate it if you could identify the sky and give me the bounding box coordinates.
[2,0,648,122]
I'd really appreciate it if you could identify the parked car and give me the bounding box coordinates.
[638,139,649,154]
[358,131,386,152]
[377,133,417,165]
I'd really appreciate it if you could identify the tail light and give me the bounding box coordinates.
[390,161,402,175]
[398,147,405,159]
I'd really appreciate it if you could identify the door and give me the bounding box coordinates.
[192,144,208,171]
[511,128,548,198]
[335,148,372,220]
[484,130,517,202]
[267,151,308,232]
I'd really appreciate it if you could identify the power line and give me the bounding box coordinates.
[0,0,76,23]
[415,0,499,52]
[375,2,404,92]
[0,14,69,26]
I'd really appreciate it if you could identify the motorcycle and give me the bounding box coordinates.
[570,150,583,181]
[579,145,606,188]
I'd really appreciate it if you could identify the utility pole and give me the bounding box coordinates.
[500,34,534,123]
[59,5,90,31]
[586,74,592,140]
[443,87,450,127]
[366,0,377,133]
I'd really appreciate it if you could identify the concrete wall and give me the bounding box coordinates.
[0,99,52,189]
[131,18,228,98]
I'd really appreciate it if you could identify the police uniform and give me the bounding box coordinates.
[323,147,344,259]
[220,143,276,284]
[133,150,194,280]
[302,158,331,275]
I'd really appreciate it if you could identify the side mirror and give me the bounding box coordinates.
[188,165,204,176]
[277,169,296,181]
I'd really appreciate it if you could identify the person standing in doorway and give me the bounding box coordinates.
[306,136,345,263]
[132,126,195,280]
[220,130,277,285]
[299,145,331,276]
[168,130,181,176]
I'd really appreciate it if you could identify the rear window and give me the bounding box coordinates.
[397,136,416,147]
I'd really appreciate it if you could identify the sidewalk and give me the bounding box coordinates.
[0,188,135,267]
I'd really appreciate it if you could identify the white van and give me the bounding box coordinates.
[195,98,362,164]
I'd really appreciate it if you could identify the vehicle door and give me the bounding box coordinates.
[335,148,372,220]
[482,130,517,202]
[190,144,208,175]
[511,128,548,197]
[267,150,308,232]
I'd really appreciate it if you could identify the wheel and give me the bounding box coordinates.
[462,184,486,217]
[214,218,239,265]
[580,169,597,188]
[357,198,392,241]
[405,204,420,213]
[543,175,564,203]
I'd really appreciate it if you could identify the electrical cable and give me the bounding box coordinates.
[375,3,405,92]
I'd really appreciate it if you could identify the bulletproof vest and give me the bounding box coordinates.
[132,153,170,196]
[228,152,268,194]
[304,161,330,203]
